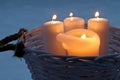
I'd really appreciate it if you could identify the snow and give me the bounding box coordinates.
[0,0,120,80]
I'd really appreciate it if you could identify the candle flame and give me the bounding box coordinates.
[69,12,73,17]
[52,14,57,20]
[95,11,99,18]
[81,34,86,39]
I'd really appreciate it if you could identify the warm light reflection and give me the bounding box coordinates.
[52,14,57,20]
[95,11,99,18]
[69,12,73,17]
[81,34,86,39]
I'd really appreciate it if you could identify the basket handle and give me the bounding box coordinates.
[0,28,27,58]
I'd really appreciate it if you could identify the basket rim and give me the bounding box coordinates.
[24,48,120,61]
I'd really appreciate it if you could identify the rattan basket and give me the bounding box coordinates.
[22,26,120,80]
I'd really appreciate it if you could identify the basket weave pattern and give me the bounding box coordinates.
[23,27,120,80]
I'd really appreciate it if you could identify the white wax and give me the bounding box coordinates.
[42,20,66,55]
[64,17,85,31]
[88,18,109,56]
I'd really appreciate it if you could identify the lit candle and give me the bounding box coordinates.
[63,12,85,31]
[88,11,109,56]
[57,29,100,56]
[42,14,66,55]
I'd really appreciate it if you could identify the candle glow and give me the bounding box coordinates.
[69,12,73,17]
[95,11,99,18]
[81,34,86,39]
[52,14,57,21]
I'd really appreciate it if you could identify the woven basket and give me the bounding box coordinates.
[22,26,120,80]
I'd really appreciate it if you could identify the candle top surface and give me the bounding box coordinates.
[64,16,84,21]
[44,20,63,25]
[65,29,98,39]
[57,29,100,42]
[89,18,109,22]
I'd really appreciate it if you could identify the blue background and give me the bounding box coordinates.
[0,0,120,80]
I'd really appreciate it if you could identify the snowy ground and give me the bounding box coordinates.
[0,0,120,80]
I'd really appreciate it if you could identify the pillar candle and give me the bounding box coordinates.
[57,29,100,56]
[88,11,109,56]
[64,12,85,32]
[42,14,66,55]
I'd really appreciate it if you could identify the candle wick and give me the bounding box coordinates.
[96,17,99,21]
[70,15,74,17]
[96,16,99,18]
[52,19,55,21]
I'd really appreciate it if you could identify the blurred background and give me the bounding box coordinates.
[0,0,120,80]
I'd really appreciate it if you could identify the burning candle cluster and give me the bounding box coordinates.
[42,11,109,56]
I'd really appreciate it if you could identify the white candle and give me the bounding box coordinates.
[88,11,109,56]
[57,29,100,56]
[64,12,85,31]
[42,14,66,55]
